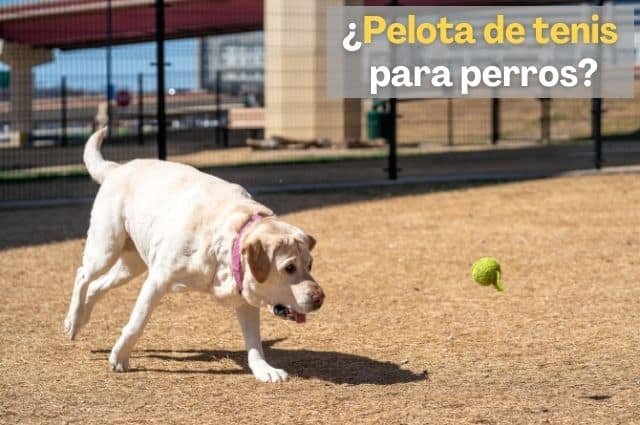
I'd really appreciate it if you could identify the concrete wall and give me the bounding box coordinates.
[264,0,361,144]
[0,40,52,146]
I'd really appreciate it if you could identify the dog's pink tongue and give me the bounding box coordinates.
[293,311,306,323]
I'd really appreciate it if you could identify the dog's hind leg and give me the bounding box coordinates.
[78,247,147,333]
[109,272,169,372]
[64,214,126,340]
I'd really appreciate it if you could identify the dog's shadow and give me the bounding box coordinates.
[92,338,425,385]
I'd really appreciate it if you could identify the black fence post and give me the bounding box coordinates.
[60,76,68,147]
[592,98,602,169]
[387,98,398,180]
[447,97,453,146]
[386,0,399,180]
[106,0,113,141]
[540,98,551,144]
[592,0,604,169]
[155,0,167,160]
[491,98,500,145]
[137,73,144,145]
[215,69,222,146]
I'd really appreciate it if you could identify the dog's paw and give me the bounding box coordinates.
[109,350,130,373]
[63,314,79,340]
[64,304,88,340]
[250,361,288,383]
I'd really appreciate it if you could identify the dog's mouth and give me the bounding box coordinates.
[271,304,306,323]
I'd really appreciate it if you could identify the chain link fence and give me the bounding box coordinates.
[0,1,639,205]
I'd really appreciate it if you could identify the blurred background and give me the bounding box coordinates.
[0,0,638,204]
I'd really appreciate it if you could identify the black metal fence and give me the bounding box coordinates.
[395,96,639,145]
[0,0,639,205]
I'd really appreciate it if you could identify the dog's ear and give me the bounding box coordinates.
[306,234,316,251]
[243,236,271,283]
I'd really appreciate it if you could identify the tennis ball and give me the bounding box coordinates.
[471,257,504,292]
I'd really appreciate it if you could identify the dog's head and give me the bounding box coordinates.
[241,218,323,323]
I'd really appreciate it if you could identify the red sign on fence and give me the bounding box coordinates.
[116,90,131,107]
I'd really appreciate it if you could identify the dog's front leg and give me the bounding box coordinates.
[236,304,288,383]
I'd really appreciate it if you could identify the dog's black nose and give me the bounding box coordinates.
[310,288,325,309]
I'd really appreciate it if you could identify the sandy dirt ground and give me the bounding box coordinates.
[1,174,639,424]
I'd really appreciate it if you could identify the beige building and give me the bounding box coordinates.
[264,0,361,143]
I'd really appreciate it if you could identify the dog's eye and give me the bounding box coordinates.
[285,264,297,274]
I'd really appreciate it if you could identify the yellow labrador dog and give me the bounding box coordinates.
[64,128,323,382]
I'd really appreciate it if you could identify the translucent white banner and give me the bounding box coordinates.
[326,6,635,98]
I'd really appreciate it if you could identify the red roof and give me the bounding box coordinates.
[0,0,263,49]
[0,0,581,50]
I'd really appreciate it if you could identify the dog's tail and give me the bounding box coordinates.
[83,127,119,184]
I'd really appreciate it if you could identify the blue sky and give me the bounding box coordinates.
[32,39,199,92]
[0,39,199,92]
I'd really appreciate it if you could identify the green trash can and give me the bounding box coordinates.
[366,100,392,140]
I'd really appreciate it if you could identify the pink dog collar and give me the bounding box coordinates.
[231,214,264,293]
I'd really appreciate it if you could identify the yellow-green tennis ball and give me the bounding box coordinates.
[471,257,504,292]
